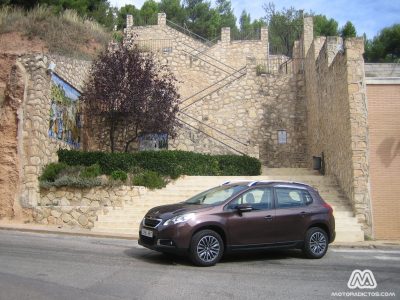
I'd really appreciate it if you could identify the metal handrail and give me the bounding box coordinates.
[180,42,238,73]
[166,20,216,46]
[179,65,246,106]
[180,68,246,111]
[177,118,247,156]
[179,111,249,146]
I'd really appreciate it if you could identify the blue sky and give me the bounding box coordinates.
[110,0,399,38]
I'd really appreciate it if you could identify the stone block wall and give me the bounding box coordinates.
[0,53,91,219]
[117,13,307,164]
[34,186,142,229]
[302,17,371,232]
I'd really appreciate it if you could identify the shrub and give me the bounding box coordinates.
[57,149,262,177]
[132,171,166,190]
[40,176,102,189]
[39,162,67,182]
[216,155,261,176]
[80,164,101,178]
[110,170,128,182]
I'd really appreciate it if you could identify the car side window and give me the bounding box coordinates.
[302,190,313,204]
[275,188,307,208]
[226,188,273,210]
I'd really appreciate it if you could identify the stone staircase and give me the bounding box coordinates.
[92,168,364,243]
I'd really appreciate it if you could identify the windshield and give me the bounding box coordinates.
[184,185,247,205]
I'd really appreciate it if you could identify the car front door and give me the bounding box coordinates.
[273,187,313,242]
[225,187,275,247]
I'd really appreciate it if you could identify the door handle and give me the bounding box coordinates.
[264,215,273,221]
[300,211,307,218]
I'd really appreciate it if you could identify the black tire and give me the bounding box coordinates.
[189,230,224,266]
[303,227,329,259]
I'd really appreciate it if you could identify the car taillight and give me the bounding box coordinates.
[323,203,333,214]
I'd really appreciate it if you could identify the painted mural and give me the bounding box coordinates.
[48,73,81,148]
[139,133,168,151]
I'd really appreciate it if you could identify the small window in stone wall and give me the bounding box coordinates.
[278,130,287,144]
[139,133,168,151]
[48,73,81,148]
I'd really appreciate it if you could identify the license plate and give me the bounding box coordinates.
[141,228,153,238]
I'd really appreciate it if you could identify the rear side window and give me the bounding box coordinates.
[275,188,313,208]
[226,188,273,210]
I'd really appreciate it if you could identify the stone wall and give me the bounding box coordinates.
[302,17,371,232]
[173,57,307,166]
[0,53,91,219]
[117,13,307,165]
[34,185,142,229]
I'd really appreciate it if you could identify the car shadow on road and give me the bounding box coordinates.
[123,247,306,266]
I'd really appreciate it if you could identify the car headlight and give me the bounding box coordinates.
[163,213,195,226]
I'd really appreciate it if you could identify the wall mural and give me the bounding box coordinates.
[48,73,81,148]
[139,133,168,151]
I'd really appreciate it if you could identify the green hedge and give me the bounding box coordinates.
[57,149,261,176]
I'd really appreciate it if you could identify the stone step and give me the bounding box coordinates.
[334,230,364,243]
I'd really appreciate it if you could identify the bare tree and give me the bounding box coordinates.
[81,45,180,152]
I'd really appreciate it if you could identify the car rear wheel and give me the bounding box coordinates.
[189,230,224,266]
[303,227,328,259]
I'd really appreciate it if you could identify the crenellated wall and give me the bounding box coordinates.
[302,17,371,232]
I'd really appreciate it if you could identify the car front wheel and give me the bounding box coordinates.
[189,230,224,266]
[303,227,328,259]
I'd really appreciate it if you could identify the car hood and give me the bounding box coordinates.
[145,202,213,220]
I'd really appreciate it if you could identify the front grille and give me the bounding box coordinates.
[144,217,161,228]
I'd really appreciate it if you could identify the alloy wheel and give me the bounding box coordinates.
[309,231,327,255]
[196,235,220,263]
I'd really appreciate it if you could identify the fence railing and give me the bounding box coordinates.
[255,56,293,75]
[134,39,173,53]
[231,28,261,41]
[133,14,158,26]
[166,19,219,47]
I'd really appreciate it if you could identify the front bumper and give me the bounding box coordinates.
[138,222,192,255]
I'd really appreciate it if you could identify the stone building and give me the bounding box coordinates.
[0,13,399,239]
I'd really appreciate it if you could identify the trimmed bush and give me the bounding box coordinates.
[40,176,102,189]
[39,162,67,182]
[132,171,166,190]
[110,170,128,181]
[57,149,261,177]
[80,164,101,178]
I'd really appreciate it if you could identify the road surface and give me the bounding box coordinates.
[0,230,398,300]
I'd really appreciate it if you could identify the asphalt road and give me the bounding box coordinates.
[0,230,399,300]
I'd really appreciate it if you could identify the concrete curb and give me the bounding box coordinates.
[0,223,138,240]
[1,223,399,249]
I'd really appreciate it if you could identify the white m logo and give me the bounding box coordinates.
[347,269,377,289]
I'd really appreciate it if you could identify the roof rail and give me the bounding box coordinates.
[255,180,310,186]
[222,180,252,185]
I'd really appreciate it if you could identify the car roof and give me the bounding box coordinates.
[222,180,311,189]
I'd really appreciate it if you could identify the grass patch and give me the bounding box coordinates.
[0,6,110,59]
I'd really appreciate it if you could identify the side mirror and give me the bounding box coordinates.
[237,204,253,213]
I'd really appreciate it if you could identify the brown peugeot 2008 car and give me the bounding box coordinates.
[139,180,335,266]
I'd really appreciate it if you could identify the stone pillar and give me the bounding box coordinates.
[303,17,313,58]
[344,38,372,235]
[326,36,343,66]
[221,27,230,44]
[260,27,268,42]
[158,13,166,26]
[126,14,133,28]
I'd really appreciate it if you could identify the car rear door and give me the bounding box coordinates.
[224,187,276,247]
[273,186,314,242]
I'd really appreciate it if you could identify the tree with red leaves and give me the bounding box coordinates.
[81,45,180,152]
